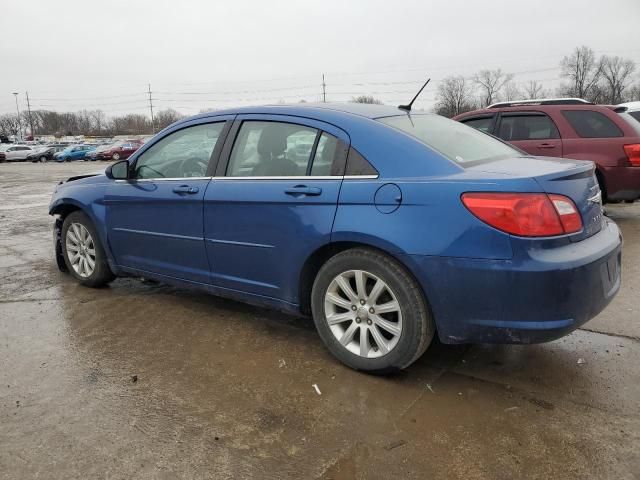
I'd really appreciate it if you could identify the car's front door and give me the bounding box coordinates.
[104,118,232,283]
[203,115,349,303]
[496,112,563,157]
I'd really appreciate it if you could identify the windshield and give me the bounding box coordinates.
[378,114,522,166]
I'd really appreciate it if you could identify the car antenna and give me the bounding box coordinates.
[398,78,430,112]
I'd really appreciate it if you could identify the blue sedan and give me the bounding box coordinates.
[54,145,96,162]
[49,103,621,373]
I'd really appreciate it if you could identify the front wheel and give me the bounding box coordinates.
[311,248,434,374]
[40,156,47,163]
[61,211,115,287]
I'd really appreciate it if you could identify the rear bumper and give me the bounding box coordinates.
[401,219,622,344]
[602,165,640,201]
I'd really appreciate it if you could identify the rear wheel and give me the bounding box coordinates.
[40,156,47,163]
[61,211,115,287]
[112,153,120,160]
[311,248,434,374]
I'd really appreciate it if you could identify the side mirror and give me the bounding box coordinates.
[106,160,130,180]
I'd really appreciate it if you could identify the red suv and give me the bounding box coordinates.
[96,140,143,161]
[454,99,640,203]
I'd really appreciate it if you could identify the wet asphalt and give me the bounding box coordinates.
[0,162,638,479]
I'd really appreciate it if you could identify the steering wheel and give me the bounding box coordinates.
[179,156,208,177]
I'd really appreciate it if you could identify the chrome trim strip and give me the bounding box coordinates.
[113,227,202,242]
[205,238,274,249]
[115,177,211,183]
[215,175,339,180]
[114,174,379,182]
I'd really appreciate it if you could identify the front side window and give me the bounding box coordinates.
[497,114,560,141]
[379,114,521,165]
[562,110,623,138]
[134,122,224,179]
[227,121,318,177]
[461,116,494,133]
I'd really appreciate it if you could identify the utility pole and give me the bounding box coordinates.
[12,92,21,141]
[147,83,155,134]
[322,74,326,103]
[25,91,35,138]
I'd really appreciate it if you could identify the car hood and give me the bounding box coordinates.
[58,170,107,186]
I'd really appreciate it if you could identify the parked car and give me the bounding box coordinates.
[54,145,96,162]
[617,101,640,123]
[95,140,142,160]
[49,103,621,373]
[0,144,34,162]
[453,98,640,203]
[85,144,111,161]
[27,145,57,162]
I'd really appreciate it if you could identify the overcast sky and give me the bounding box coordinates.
[1,0,639,116]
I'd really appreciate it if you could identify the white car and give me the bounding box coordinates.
[0,144,34,162]
[618,101,640,124]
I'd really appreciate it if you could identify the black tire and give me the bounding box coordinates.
[112,153,120,161]
[61,211,115,287]
[40,156,47,163]
[311,248,434,374]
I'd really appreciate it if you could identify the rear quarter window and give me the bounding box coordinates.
[562,110,623,138]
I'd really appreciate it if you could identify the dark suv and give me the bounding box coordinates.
[454,99,640,202]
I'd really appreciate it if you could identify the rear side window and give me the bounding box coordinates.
[461,116,494,133]
[227,121,318,177]
[497,114,560,141]
[379,114,520,165]
[310,133,338,176]
[562,110,623,138]
[630,111,640,122]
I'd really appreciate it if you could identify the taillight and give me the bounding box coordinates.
[461,192,583,237]
[624,144,640,167]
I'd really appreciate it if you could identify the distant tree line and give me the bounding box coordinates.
[0,108,183,139]
[434,46,640,117]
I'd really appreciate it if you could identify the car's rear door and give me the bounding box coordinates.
[104,117,233,283]
[496,112,563,157]
[203,115,349,304]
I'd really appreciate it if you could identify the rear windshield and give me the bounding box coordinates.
[378,114,521,165]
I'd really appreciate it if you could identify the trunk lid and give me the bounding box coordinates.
[466,156,604,241]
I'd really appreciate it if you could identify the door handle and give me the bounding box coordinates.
[172,185,199,194]
[537,143,556,149]
[284,185,322,196]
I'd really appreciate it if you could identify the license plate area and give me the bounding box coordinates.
[601,251,621,297]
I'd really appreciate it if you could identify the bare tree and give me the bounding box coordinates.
[351,95,382,104]
[600,56,636,104]
[473,69,513,107]
[559,46,603,101]
[627,83,640,102]
[434,76,476,118]
[503,81,522,101]
[0,114,21,137]
[154,109,183,130]
[524,80,545,99]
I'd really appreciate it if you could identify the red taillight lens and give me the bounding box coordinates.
[623,144,640,167]
[461,192,582,237]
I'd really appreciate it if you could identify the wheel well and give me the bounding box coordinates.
[51,203,82,220]
[298,242,427,318]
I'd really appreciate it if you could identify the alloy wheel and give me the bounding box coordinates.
[324,270,402,358]
[65,223,96,278]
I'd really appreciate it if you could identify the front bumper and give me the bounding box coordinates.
[402,219,622,344]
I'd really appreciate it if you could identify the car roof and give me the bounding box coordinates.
[456,103,618,117]
[174,102,414,126]
[618,101,640,112]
